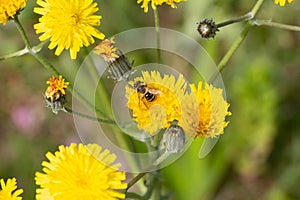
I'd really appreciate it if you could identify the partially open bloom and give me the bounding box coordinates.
[94,38,119,62]
[0,178,23,200]
[94,38,133,81]
[35,143,127,200]
[34,0,105,59]
[181,82,231,138]
[137,0,186,13]
[0,0,27,25]
[126,71,188,134]
[44,75,69,114]
[274,0,293,6]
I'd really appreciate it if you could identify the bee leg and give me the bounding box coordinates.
[138,95,148,109]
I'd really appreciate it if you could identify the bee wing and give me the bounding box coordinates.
[149,88,163,94]
[198,136,219,159]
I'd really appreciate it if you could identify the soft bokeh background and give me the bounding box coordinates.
[1,0,300,199]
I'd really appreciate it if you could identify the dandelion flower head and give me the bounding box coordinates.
[126,71,188,135]
[181,82,231,138]
[34,0,105,59]
[0,0,27,25]
[45,75,69,102]
[35,143,127,200]
[274,0,293,6]
[0,178,23,200]
[94,37,120,62]
[137,0,186,13]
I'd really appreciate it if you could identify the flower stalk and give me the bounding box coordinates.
[154,8,161,63]
[253,20,300,31]
[13,16,112,120]
[216,12,254,29]
[209,0,266,82]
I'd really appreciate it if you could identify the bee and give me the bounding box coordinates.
[133,80,162,103]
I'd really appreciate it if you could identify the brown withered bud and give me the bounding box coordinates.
[197,18,219,39]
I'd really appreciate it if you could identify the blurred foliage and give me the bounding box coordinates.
[1,0,300,199]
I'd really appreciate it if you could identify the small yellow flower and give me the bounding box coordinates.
[181,82,231,138]
[45,75,69,102]
[137,0,186,13]
[35,143,127,200]
[94,38,120,62]
[34,0,105,59]
[0,178,23,200]
[44,75,69,114]
[0,0,27,25]
[274,0,293,6]
[126,71,188,134]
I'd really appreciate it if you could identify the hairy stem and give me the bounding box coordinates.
[154,9,161,63]
[254,20,300,31]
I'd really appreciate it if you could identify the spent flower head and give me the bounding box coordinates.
[197,18,219,39]
[137,0,186,13]
[35,143,127,200]
[274,0,293,6]
[94,38,133,81]
[94,38,120,62]
[0,178,23,200]
[0,0,27,25]
[126,71,188,135]
[34,0,105,59]
[182,82,231,138]
[44,75,69,114]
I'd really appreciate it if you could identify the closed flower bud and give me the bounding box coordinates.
[162,124,185,154]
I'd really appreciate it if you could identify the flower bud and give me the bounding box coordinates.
[162,124,185,154]
[197,18,219,39]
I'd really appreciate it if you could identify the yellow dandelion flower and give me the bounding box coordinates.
[137,0,186,13]
[94,38,119,62]
[126,71,188,135]
[181,82,231,138]
[35,143,127,200]
[45,75,69,102]
[0,0,27,25]
[0,178,23,200]
[34,0,105,59]
[274,0,293,6]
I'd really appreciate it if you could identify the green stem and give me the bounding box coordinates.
[64,107,116,124]
[126,172,147,191]
[13,16,109,119]
[0,47,29,61]
[220,24,251,72]
[250,0,265,16]
[254,20,300,31]
[216,12,254,28]
[209,0,266,82]
[126,172,158,200]
[14,16,32,49]
[153,8,161,63]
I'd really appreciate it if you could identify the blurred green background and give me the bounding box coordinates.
[1,0,300,199]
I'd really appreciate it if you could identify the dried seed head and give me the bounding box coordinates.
[197,18,219,39]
